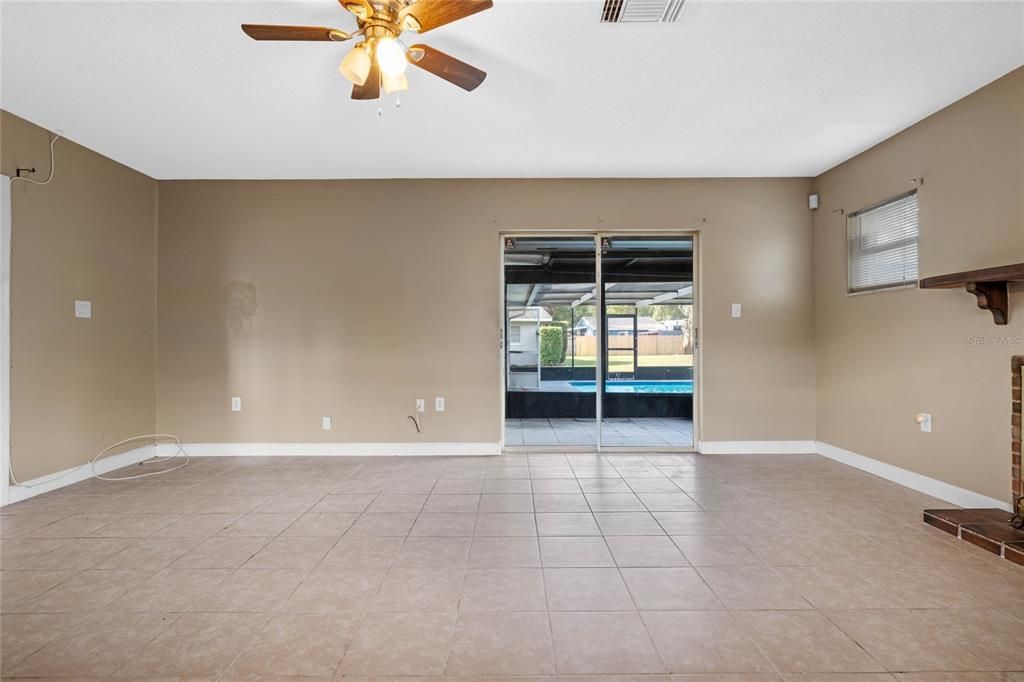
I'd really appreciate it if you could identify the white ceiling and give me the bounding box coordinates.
[2,0,1022,179]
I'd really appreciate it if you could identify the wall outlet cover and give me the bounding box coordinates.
[731,303,742,318]
[231,396,242,412]
[435,397,446,412]
[75,300,92,319]
[416,399,425,413]
[322,416,332,430]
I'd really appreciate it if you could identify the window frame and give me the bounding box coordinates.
[845,189,920,295]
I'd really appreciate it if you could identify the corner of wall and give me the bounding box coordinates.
[153,179,161,437]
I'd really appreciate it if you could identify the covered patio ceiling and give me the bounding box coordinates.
[506,282,694,308]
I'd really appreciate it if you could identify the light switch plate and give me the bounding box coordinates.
[322,416,332,430]
[231,396,242,412]
[731,303,742,318]
[75,300,92,319]
[416,399,425,413]
[435,397,445,412]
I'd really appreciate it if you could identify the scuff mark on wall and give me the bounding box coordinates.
[225,280,258,331]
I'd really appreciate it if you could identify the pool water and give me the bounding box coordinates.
[568,380,693,395]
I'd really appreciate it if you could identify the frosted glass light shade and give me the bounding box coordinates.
[382,70,409,93]
[339,45,371,85]
[376,37,408,76]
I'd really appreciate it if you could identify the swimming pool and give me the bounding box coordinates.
[568,380,693,394]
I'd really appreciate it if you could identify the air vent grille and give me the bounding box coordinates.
[601,0,686,23]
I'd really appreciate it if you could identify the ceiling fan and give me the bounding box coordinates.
[242,0,492,99]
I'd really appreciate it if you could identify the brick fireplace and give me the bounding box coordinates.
[923,355,1024,565]
[1013,355,1022,517]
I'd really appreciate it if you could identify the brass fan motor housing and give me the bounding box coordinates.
[343,0,410,35]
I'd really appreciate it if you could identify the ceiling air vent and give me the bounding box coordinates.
[601,0,686,23]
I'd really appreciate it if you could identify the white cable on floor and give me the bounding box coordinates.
[90,433,190,481]
[8,433,190,488]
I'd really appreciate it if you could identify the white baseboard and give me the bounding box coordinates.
[3,441,500,506]
[7,437,1009,513]
[697,440,817,455]
[5,445,157,505]
[815,441,1011,511]
[157,442,502,458]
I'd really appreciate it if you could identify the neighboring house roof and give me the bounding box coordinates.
[509,307,553,323]
[577,316,665,332]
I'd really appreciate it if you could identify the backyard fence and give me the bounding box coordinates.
[571,334,691,357]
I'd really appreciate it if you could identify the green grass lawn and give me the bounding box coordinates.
[556,354,693,369]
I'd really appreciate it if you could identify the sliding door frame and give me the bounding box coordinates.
[499,229,700,454]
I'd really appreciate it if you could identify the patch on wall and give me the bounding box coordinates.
[225,280,258,331]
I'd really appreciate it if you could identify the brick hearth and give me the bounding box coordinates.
[921,356,1024,565]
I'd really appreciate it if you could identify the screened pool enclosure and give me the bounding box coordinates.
[503,236,695,449]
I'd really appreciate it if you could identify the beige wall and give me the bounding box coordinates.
[5,67,1019,502]
[7,66,1019,505]
[156,178,816,445]
[814,67,1024,503]
[1,112,158,480]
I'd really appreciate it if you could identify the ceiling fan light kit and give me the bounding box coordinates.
[242,0,492,100]
[375,37,408,76]
[382,70,409,93]
[339,43,372,85]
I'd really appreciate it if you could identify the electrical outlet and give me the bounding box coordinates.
[916,413,932,433]
[415,399,425,413]
[322,416,332,430]
[231,396,242,412]
[731,303,742,318]
[75,300,92,319]
[435,397,445,412]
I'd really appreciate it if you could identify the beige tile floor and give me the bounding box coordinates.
[2,452,1024,680]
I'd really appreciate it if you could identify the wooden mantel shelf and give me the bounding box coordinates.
[919,263,1024,325]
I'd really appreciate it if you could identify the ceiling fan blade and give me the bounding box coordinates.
[241,24,350,41]
[352,60,381,99]
[401,0,493,34]
[407,44,486,91]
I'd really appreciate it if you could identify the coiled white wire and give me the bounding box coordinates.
[90,433,190,481]
[9,434,190,488]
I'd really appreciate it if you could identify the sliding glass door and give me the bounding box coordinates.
[599,236,694,448]
[503,237,597,447]
[503,234,694,450]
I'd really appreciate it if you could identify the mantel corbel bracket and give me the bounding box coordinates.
[965,281,1009,325]
[919,263,1024,327]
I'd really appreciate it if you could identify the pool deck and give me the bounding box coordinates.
[504,417,694,447]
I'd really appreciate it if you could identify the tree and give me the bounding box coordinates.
[539,325,567,366]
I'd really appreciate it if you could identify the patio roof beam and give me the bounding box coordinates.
[636,285,694,306]
[570,291,595,308]
[525,284,539,307]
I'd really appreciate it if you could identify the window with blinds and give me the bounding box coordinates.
[847,191,919,293]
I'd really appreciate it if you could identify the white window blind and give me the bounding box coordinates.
[510,325,521,344]
[847,191,919,293]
